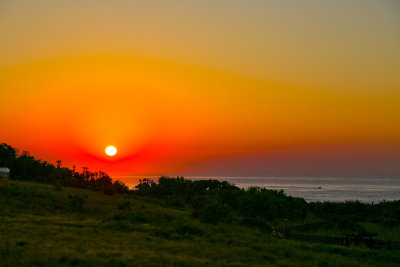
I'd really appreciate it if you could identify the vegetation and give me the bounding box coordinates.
[0,143,129,195]
[135,177,308,227]
[1,179,399,266]
[1,143,400,266]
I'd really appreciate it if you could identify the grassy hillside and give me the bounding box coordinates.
[0,179,399,267]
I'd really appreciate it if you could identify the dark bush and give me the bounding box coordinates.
[174,223,203,236]
[103,187,114,196]
[166,195,185,208]
[192,197,231,224]
[52,180,63,191]
[241,216,272,231]
[0,143,130,195]
[67,194,87,211]
[117,200,131,211]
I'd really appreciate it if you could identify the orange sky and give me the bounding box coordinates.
[1,1,399,177]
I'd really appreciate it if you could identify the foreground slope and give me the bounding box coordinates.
[0,180,399,266]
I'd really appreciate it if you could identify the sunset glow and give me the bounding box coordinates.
[1,1,399,178]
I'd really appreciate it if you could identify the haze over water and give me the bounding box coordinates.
[117,176,400,203]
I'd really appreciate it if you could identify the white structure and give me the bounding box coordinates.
[0,168,10,179]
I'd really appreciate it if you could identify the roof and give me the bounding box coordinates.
[0,168,10,172]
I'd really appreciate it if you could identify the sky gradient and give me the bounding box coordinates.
[1,1,399,177]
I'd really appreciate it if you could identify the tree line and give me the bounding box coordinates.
[0,143,129,195]
[134,176,308,227]
[134,176,400,227]
[1,142,399,228]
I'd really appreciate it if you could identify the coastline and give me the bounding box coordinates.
[115,176,400,203]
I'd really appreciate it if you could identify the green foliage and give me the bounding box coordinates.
[52,179,63,191]
[135,177,309,228]
[2,143,400,265]
[117,200,131,211]
[1,180,400,266]
[241,216,272,232]
[309,200,400,224]
[68,194,87,211]
[174,222,203,236]
[0,143,130,195]
[0,182,59,214]
[110,211,149,224]
[191,196,232,224]
[165,195,185,208]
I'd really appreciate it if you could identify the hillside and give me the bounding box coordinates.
[1,179,399,266]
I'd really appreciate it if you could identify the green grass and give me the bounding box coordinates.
[0,179,399,266]
[361,222,400,242]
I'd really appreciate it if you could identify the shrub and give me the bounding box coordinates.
[67,194,87,211]
[117,200,131,211]
[52,180,63,191]
[103,187,114,196]
[166,195,185,208]
[241,216,272,231]
[192,197,231,224]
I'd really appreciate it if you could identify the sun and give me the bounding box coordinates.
[105,146,117,156]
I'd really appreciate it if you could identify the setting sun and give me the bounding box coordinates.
[105,146,117,156]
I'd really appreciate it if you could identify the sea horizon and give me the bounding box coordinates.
[115,175,400,203]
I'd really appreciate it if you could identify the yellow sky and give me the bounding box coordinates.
[0,1,399,176]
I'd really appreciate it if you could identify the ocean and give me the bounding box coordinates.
[116,176,400,203]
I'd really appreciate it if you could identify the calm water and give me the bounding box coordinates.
[116,176,400,203]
